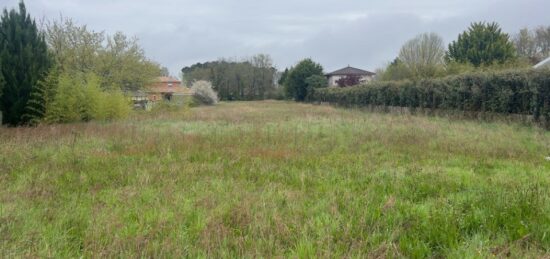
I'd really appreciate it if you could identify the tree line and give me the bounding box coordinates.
[377,22,550,82]
[181,54,277,101]
[0,2,160,126]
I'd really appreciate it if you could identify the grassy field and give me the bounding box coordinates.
[1,101,550,258]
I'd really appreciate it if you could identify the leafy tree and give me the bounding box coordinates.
[46,17,104,73]
[181,54,277,101]
[336,75,361,87]
[0,1,51,125]
[377,58,413,81]
[45,73,82,123]
[305,75,328,89]
[24,66,61,124]
[447,22,516,66]
[305,75,328,98]
[96,32,161,90]
[399,32,445,78]
[284,59,324,101]
[45,17,160,90]
[278,68,290,86]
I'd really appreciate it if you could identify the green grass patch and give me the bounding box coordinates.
[1,101,549,257]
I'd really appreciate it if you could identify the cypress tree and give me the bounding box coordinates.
[0,1,51,125]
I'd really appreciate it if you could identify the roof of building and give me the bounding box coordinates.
[146,76,192,94]
[326,66,376,76]
[147,85,193,94]
[156,76,182,83]
[534,57,550,69]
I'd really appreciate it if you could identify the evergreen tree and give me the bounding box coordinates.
[23,66,60,124]
[278,68,289,86]
[447,22,516,67]
[284,59,324,101]
[0,63,4,98]
[0,1,51,125]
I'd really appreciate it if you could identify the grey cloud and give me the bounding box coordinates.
[1,0,549,75]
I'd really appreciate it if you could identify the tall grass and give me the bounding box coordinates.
[1,101,549,257]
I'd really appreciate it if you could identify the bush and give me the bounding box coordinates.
[44,73,131,123]
[191,80,218,105]
[310,69,550,124]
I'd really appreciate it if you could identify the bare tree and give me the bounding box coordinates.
[250,54,274,99]
[514,26,550,64]
[398,32,445,78]
[160,67,170,77]
[535,26,550,58]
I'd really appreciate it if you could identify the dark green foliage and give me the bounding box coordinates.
[305,75,328,100]
[0,63,4,98]
[284,59,324,101]
[181,54,276,101]
[305,75,327,89]
[278,68,290,86]
[311,69,550,125]
[0,2,51,125]
[447,22,516,66]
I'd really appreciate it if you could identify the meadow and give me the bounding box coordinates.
[1,101,550,258]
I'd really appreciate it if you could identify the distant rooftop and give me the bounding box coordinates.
[326,66,376,76]
[534,57,550,69]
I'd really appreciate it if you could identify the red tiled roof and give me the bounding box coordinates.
[146,77,192,94]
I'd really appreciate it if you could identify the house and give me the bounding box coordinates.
[534,57,550,69]
[126,90,149,110]
[147,76,193,102]
[326,66,376,87]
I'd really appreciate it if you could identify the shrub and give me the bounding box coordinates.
[310,69,550,125]
[191,80,218,105]
[44,72,131,123]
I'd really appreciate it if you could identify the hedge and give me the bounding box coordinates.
[310,69,550,123]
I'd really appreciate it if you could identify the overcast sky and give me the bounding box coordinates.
[2,0,549,76]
